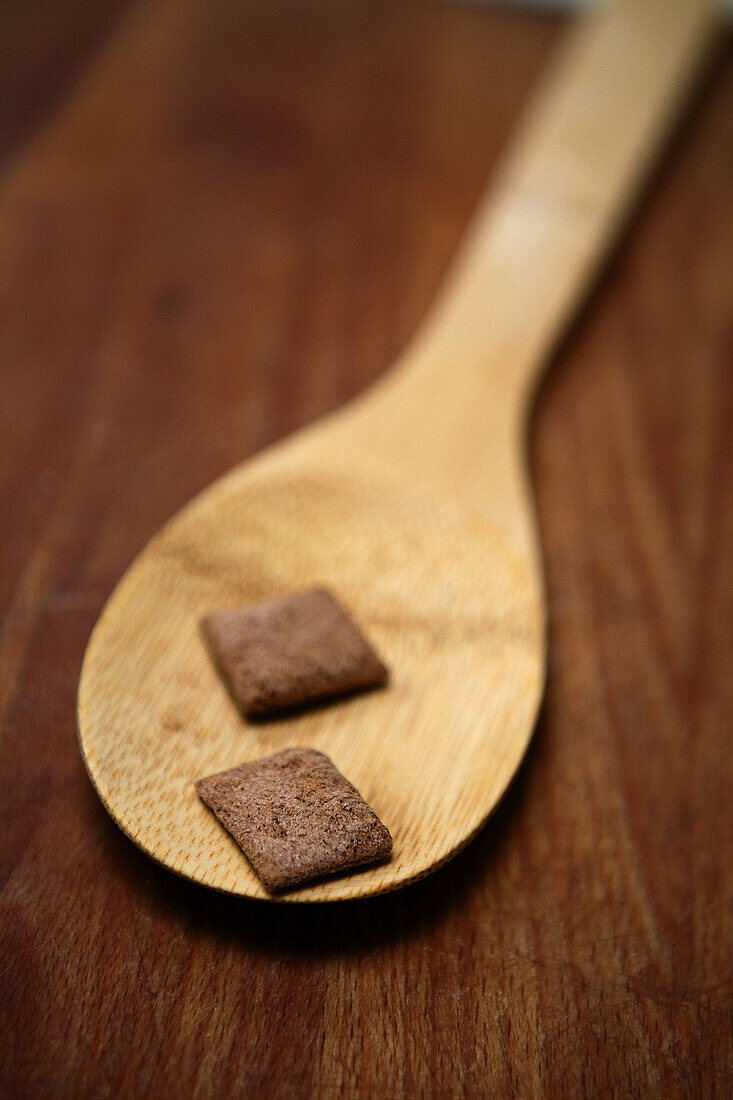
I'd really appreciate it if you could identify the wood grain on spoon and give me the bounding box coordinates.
[77,0,718,900]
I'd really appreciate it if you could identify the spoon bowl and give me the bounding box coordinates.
[79,450,543,900]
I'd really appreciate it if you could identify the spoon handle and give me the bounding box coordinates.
[310,0,719,549]
[397,0,719,414]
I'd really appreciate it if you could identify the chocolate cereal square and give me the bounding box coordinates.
[195,748,393,892]
[201,587,388,717]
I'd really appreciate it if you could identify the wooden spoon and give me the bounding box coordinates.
[78,0,717,901]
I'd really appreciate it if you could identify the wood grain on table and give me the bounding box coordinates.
[1,1,731,1096]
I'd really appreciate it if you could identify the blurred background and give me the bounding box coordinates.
[1,2,731,1097]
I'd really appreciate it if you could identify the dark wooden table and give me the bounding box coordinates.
[2,2,731,1096]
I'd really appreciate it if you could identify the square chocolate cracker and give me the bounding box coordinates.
[195,747,393,892]
[201,587,388,717]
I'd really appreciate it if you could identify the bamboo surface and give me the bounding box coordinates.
[76,0,718,903]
